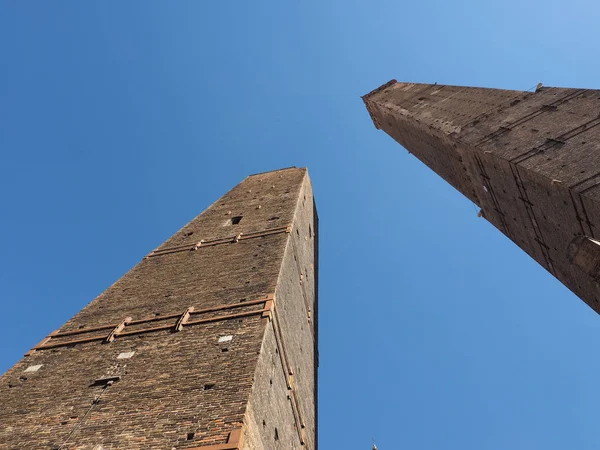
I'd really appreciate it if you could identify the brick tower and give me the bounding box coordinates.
[364,81,600,312]
[0,167,318,450]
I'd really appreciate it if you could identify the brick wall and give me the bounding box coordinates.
[244,175,318,450]
[364,81,600,313]
[0,167,317,450]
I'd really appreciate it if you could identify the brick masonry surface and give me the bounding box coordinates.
[364,80,600,313]
[0,167,318,450]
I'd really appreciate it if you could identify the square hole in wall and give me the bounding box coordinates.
[228,216,242,225]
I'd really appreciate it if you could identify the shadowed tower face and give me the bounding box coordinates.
[364,80,600,312]
[0,167,318,450]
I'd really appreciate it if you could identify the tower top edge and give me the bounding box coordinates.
[362,79,398,100]
[363,80,536,101]
[247,166,307,177]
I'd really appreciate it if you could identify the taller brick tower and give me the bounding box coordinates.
[0,167,318,450]
[364,80,600,312]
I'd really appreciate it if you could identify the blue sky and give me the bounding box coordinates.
[2,2,600,449]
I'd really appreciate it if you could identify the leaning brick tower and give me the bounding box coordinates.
[0,167,318,450]
[364,80,600,312]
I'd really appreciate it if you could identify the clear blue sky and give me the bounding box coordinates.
[2,2,600,449]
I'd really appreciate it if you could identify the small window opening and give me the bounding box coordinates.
[268,216,280,221]
[263,420,267,429]
[204,383,216,390]
[231,216,243,225]
[309,224,312,238]
[187,433,195,440]
[221,348,229,352]
[274,428,279,441]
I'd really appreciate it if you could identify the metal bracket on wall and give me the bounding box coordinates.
[569,191,596,238]
[174,307,194,331]
[262,299,274,319]
[474,89,588,147]
[26,295,275,353]
[288,380,307,445]
[290,236,313,332]
[187,428,244,450]
[271,305,294,388]
[510,115,600,165]
[145,225,292,258]
[25,331,59,356]
[270,299,308,446]
[473,153,510,234]
[509,165,556,275]
[105,317,132,343]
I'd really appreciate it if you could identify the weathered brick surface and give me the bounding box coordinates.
[245,175,318,450]
[364,81,600,312]
[0,167,317,450]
